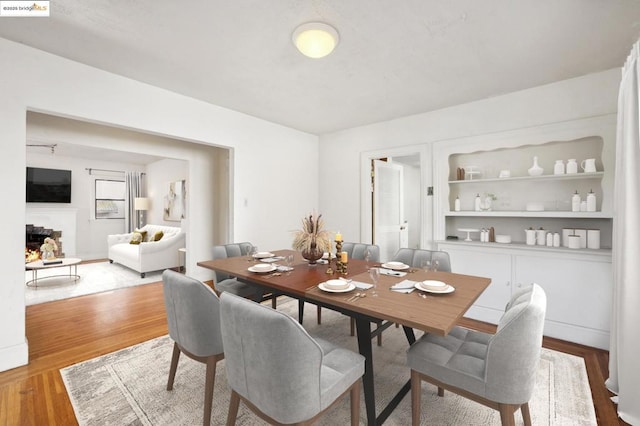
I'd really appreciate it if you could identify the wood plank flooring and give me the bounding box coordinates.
[0,281,627,425]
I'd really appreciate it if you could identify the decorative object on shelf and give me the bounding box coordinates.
[488,226,495,242]
[546,232,553,247]
[464,166,481,180]
[494,234,511,244]
[479,193,496,211]
[536,227,547,246]
[480,228,488,242]
[456,167,466,180]
[566,158,578,174]
[474,193,481,211]
[581,158,597,173]
[525,201,544,212]
[580,200,587,212]
[553,232,561,247]
[562,228,574,247]
[567,235,581,249]
[498,169,511,178]
[40,237,58,260]
[574,229,587,248]
[292,212,331,265]
[528,156,544,176]
[586,189,597,212]
[587,229,601,249]
[571,190,581,212]
[458,228,479,242]
[525,228,536,246]
[454,196,461,212]
[554,160,565,175]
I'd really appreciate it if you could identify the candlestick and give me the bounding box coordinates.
[335,232,342,242]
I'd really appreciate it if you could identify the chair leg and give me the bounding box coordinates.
[521,402,532,426]
[498,403,517,426]
[350,317,355,336]
[350,382,361,426]
[166,342,181,390]
[203,357,217,426]
[226,390,241,426]
[411,369,421,426]
[271,294,277,309]
[317,306,322,324]
[437,387,444,397]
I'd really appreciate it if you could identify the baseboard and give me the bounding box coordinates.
[0,338,29,372]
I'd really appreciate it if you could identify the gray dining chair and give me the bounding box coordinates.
[161,269,224,426]
[211,242,274,306]
[391,247,451,272]
[407,283,547,426]
[219,292,365,425]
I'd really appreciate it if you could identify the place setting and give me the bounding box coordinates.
[379,261,410,277]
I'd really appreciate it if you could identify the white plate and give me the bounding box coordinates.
[381,262,410,270]
[415,281,455,294]
[253,252,275,259]
[324,279,351,290]
[248,264,277,273]
[318,282,356,293]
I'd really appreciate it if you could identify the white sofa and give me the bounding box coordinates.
[107,224,186,277]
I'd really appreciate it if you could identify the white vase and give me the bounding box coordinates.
[528,156,544,176]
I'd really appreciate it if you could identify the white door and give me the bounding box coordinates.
[373,160,404,262]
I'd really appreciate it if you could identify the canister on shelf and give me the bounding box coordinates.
[536,227,547,246]
[562,228,574,247]
[546,232,553,247]
[474,194,481,211]
[586,190,596,212]
[574,229,587,248]
[587,229,601,249]
[571,191,581,212]
[454,196,461,212]
[553,233,561,247]
[554,160,565,175]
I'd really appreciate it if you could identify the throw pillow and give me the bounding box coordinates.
[129,230,147,245]
[152,230,164,241]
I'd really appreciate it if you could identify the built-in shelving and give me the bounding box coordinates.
[448,171,604,185]
[445,211,613,218]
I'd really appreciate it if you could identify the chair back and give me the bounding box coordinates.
[392,248,452,271]
[211,242,253,282]
[162,269,223,357]
[220,292,325,423]
[341,242,380,262]
[485,284,547,403]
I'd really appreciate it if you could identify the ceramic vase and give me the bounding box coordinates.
[302,242,323,265]
[528,156,544,176]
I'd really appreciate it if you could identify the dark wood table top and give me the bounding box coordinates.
[198,248,491,336]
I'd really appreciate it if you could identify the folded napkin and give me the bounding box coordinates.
[390,279,417,293]
[276,265,293,272]
[260,256,284,263]
[352,280,373,290]
[379,268,407,277]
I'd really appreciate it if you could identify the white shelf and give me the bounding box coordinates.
[437,239,612,257]
[448,171,604,184]
[445,211,612,218]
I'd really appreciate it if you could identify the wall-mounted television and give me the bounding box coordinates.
[26,167,72,203]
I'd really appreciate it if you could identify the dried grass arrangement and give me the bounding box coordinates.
[292,213,332,253]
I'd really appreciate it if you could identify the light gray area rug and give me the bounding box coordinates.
[25,261,162,305]
[61,298,597,425]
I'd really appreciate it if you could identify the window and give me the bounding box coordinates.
[95,179,125,219]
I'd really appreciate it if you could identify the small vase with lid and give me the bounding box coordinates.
[553,160,565,175]
[566,159,578,174]
[528,156,544,176]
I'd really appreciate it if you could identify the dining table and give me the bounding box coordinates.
[198,249,491,426]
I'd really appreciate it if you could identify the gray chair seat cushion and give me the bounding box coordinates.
[215,278,260,299]
[315,337,366,409]
[407,326,491,397]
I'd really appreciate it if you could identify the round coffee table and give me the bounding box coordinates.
[25,257,82,287]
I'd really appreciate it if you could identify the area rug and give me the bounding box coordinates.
[25,261,162,305]
[61,298,597,425]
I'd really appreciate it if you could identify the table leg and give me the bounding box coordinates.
[355,317,376,426]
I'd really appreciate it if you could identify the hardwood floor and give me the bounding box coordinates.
[0,282,626,425]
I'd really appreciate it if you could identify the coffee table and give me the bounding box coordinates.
[25,257,82,287]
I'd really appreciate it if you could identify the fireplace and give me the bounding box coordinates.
[25,224,63,262]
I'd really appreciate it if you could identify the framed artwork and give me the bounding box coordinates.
[164,180,186,222]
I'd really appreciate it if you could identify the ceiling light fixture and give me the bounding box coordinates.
[292,22,339,59]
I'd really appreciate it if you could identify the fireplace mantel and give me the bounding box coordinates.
[26,208,77,257]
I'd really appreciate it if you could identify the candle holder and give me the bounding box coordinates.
[325,251,334,275]
[335,240,343,273]
[339,259,348,275]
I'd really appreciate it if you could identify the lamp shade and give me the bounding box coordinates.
[292,22,339,58]
[134,197,150,211]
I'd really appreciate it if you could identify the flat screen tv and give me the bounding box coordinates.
[26,167,72,203]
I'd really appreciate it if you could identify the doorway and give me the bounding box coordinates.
[360,147,430,263]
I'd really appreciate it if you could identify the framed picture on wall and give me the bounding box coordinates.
[164,180,186,222]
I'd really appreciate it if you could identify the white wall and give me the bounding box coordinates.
[318,69,621,247]
[0,37,318,372]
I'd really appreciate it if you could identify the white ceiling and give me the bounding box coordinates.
[3,0,640,136]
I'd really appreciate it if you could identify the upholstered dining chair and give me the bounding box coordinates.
[407,284,547,426]
[161,269,224,426]
[219,292,365,425]
[211,242,276,306]
[391,247,452,272]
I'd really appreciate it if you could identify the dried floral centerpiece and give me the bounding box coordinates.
[292,213,332,264]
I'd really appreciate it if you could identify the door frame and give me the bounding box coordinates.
[359,144,433,250]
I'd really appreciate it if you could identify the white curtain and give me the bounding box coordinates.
[607,40,640,425]
[125,172,144,232]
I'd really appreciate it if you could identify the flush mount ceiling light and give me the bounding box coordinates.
[292,22,339,58]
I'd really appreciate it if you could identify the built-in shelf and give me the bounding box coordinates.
[445,210,613,218]
[437,239,612,256]
[448,171,604,185]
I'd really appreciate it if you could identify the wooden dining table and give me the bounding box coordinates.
[198,249,491,425]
